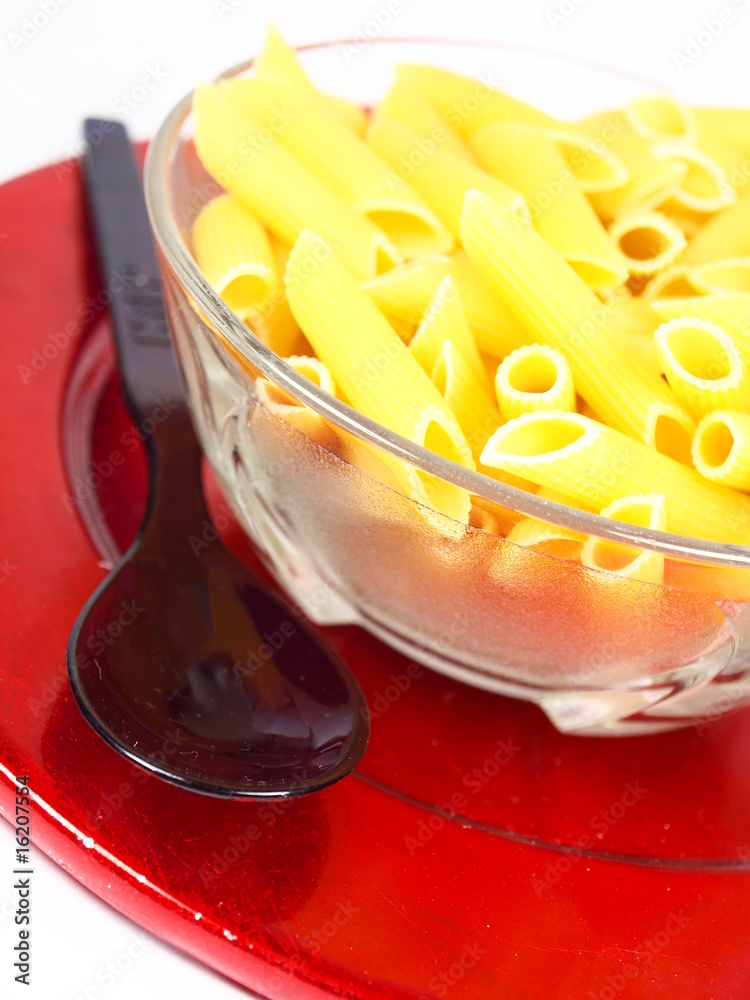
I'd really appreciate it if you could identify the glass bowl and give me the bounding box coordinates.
[144,38,750,735]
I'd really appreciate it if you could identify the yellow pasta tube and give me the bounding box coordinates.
[607,297,662,379]
[507,517,585,560]
[642,263,697,299]
[575,120,686,221]
[693,108,750,154]
[495,345,575,421]
[480,410,750,544]
[243,233,301,357]
[693,410,750,489]
[255,25,368,136]
[191,194,276,318]
[654,143,736,214]
[362,254,532,358]
[219,77,452,260]
[625,95,696,143]
[681,188,750,264]
[254,24,313,91]
[581,494,667,584]
[432,341,501,457]
[395,63,557,137]
[654,317,750,419]
[378,78,473,161]
[285,230,474,524]
[368,114,528,239]
[321,94,369,137]
[651,293,750,337]
[192,84,399,280]
[285,355,337,396]
[689,257,750,294]
[254,377,343,447]
[543,127,629,194]
[607,211,686,277]
[460,189,687,445]
[471,122,627,292]
[693,116,748,190]
[408,275,490,392]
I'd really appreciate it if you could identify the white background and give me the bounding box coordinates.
[1,0,750,998]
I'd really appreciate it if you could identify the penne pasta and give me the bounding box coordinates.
[362,254,532,358]
[255,376,343,448]
[641,262,697,299]
[693,116,749,190]
[506,516,585,560]
[480,410,750,544]
[192,83,400,279]
[254,24,314,91]
[285,355,337,396]
[219,76,453,259]
[378,78,473,161]
[575,116,687,221]
[395,63,557,137]
[680,188,750,264]
[495,345,575,420]
[693,107,750,154]
[654,143,736,214]
[581,493,667,584]
[471,122,628,292]
[607,211,686,277]
[321,93,369,137]
[432,340,502,457]
[692,410,750,489]
[191,194,276,317]
[460,189,689,447]
[689,257,750,294]
[254,25,368,136]
[468,495,520,537]
[284,230,474,524]
[408,275,491,392]
[650,294,750,364]
[543,127,630,194]
[625,95,696,143]
[654,318,750,420]
[368,114,528,238]
[607,297,662,378]
[244,233,301,357]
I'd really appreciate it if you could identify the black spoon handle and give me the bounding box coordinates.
[82,118,184,424]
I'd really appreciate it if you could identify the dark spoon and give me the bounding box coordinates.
[66,119,369,798]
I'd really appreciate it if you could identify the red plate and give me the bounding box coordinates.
[2,153,750,999]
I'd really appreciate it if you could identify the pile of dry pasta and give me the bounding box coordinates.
[189,26,750,585]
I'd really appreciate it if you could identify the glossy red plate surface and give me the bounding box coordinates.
[2,154,750,999]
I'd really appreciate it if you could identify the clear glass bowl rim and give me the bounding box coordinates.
[143,35,750,571]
